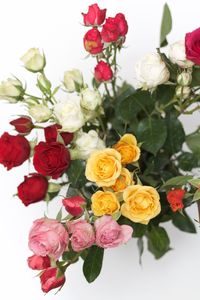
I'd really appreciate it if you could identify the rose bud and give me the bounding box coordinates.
[177,72,192,86]
[185,27,200,65]
[0,78,24,103]
[44,124,74,145]
[33,141,71,179]
[175,86,191,100]
[94,61,113,82]
[82,3,106,26]
[20,48,45,72]
[40,267,66,293]
[0,132,30,170]
[167,189,186,212]
[27,255,51,270]
[62,196,86,216]
[114,13,128,37]
[10,116,34,135]
[28,103,52,123]
[17,173,48,206]
[101,17,120,43]
[63,69,83,92]
[84,28,103,54]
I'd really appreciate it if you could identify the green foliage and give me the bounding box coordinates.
[137,238,144,265]
[147,226,171,259]
[161,175,193,190]
[118,216,147,237]
[160,3,172,47]
[186,131,200,155]
[83,246,104,283]
[172,211,196,233]
[191,67,200,87]
[177,152,198,171]
[67,160,87,189]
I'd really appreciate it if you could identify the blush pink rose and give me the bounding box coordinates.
[185,27,200,65]
[28,218,69,260]
[67,220,95,252]
[94,215,133,248]
[27,254,51,270]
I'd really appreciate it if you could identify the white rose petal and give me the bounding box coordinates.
[29,104,52,122]
[63,69,83,92]
[135,53,170,89]
[168,40,194,68]
[21,48,45,72]
[81,88,102,111]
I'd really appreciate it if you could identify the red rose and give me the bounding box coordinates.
[185,27,200,65]
[0,132,30,170]
[44,124,73,145]
[101,17,120,43]
[62,196,86,216]
[82,3,106,26]
[94,61,113,82]
[10,116,34,135]
[17,173,48,206]
[33,141,70,179]
[27,255,51,270]
[84,28,103,54]
[40,267,65,293]
[167,189,185,212]
[114,13,128,37]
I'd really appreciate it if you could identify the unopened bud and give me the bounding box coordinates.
[177,72,192,86]
[176,86,191,99]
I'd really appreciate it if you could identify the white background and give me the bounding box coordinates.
[0,0,200,299]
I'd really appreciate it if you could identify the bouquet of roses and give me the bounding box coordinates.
[0,2,200,294]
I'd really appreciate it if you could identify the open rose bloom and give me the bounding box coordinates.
[0,2,200,294]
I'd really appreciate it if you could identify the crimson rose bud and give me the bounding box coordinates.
[84,28,103,54]
[114,13,128,37]
[27,254,51,270]
[40,267,65,293]
[185,27,200,65]
[62,196,86,216]
[101,17,120,43]
[0,132,30,170]
[82,3,106,26]
[17,173,48,206]
[10,116,34,135]
[94,61,113,82]
[33,141,70,179]
[167,189,185,212]
[44,124,73,145]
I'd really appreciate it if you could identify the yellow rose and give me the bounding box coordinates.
[121,185,161,224]
[85,148,122,187]
[113,134,140,164]
[91,191,120,216]
[109,168,134,192]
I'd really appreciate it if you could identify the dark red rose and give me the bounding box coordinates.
[17,173,48,206]
[167,189,185,212]
[44,124,73,145]
[94,61,113,82]
[27,255,51,270]
[185,27,200,65]
[84,28,103,54]
[33,141,70,179]
[0,132,30,170]
[40,267,65,293]
[114,13,128,37]
[82,3,106,26]
[10,116,34,135]
[101,17,120,43]
[62,196,86,216]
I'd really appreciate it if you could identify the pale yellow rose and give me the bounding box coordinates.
[106,168,134,193]
[113,134,140,164]
[121,185,161,224]
[85,148,121,187]
[91,191,120,216]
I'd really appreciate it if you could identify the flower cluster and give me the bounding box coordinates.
[0,2,200,295]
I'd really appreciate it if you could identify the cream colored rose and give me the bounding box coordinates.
[169,40,194,68]
[81,88,102,110]
[0,78,23,102]
[29,104,52,122]
[135,53,170,89]
[121,185,161,224]
[53,96,84,132]
[70,130,105,160]
[21,48,45,72]
[63,69,83,92]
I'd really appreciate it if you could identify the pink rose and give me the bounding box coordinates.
[67,220,95,252]
[185,27,200,65]
[28,218,69,260]
[82,3,106,26]
[62,196,86,216]
[94,61,113,82]
[27,254,51,270]
[94,215,133,248]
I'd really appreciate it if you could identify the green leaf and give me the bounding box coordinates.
[189,178,200,188]
[193,189,200,202]
[191,67,200,87]
[153,84,175,107]
[160,3,172,47]
[56,208,63,221]
[177,152,198,171]
[137,238,144,265]
[161,175,193,190]
[172,211,196,233]
[118,216,147,237]
[136,117,167,155]
[83,246,104,283]
[186,132,200,155]
[67,160,86,189]
[147,226,170,259]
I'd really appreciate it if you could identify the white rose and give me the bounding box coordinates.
[135,53,170,89]
[54,96,84,132]
[21,48,45,72]
[63,69,83,92]
[29,104,52,122]
[0,78,23,102]
[81,88,102,110]
[70,130,105,160]
[168,40,194,68]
